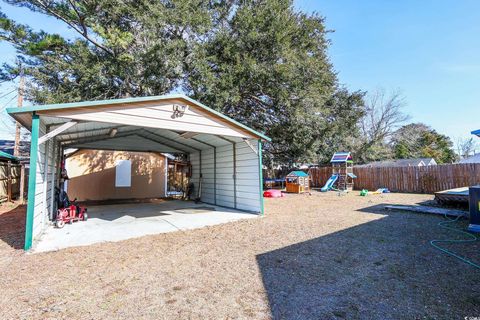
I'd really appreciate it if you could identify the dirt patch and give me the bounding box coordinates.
[0,192,479,319]
[0,201,25,252]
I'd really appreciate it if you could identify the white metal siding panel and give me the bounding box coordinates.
[235,141,260,212]
[190,140,261,213]
[200,150,215,204]
[190,152,200,198]
[214,144,235,208]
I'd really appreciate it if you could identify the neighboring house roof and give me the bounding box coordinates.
[359,158,437,167]
[459,153,480,164]
[286,170,309,177]
[330,152,352,163]
[416,158,437,166]
[0,140,30,158]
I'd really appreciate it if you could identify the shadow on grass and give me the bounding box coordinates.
[256,204,479,319]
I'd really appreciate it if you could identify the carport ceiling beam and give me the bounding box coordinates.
[56,125,129,138]
[68,146,177,153]
[179,131,199,139]
[155,128,217,150]
[135,133,189,153]
[216,135,236,144]
[190,137,216,148]
[60,130,139,146]
[143,129,201,152]
[39,121,77,145]
[243,138,258,155]
[63,131,187,153]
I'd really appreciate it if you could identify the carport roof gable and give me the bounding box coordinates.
[6,94,271,142]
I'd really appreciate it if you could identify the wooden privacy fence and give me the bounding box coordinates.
[0,162,24,202]
[308,163,480,194]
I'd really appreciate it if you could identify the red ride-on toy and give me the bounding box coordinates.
[55,188,88,228]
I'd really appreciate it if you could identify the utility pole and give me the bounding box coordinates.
[13,72,24,157]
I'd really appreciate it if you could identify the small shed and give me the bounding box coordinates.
[285,171,310,193]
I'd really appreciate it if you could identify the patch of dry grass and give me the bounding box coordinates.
[0,193,479,319]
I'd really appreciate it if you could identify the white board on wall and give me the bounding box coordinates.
[115,160,131,187]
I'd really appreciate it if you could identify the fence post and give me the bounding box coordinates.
[19,164,25,203]
[7,161,12,202]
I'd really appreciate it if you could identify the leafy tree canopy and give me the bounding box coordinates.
[0,0,365,166]
[392,123,456,164]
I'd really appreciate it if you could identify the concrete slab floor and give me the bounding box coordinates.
[33,200,258,253]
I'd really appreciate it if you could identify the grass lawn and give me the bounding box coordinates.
[0,192,479,319]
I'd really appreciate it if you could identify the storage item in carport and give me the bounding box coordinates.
[54,188,88,228]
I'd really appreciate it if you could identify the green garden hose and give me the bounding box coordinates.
[430,213,480,270]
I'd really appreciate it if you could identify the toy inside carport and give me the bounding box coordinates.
[54,159,88,228]
[55,187,88,228]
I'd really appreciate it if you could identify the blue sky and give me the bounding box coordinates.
[295,0,480,145]
[0,1,479,146]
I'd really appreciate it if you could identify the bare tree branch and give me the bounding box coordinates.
[356,88,410,162]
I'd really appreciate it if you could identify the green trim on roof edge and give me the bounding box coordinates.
[6,94,271,142]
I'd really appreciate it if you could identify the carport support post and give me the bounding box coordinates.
[214,146,217,205]
[258,140,264,215]
[49,141,57,220]
[41,139,49,228]
[233,142,237,209]
[25,113,40,250]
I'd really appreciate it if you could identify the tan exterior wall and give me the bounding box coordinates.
[65,150,166,201]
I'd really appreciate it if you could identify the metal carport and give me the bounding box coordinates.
[7,94,270,250]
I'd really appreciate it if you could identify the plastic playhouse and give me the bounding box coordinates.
[321,152,356,192]
[285,171,310,193]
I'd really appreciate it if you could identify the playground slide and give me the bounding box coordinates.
[321,174,338,192]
